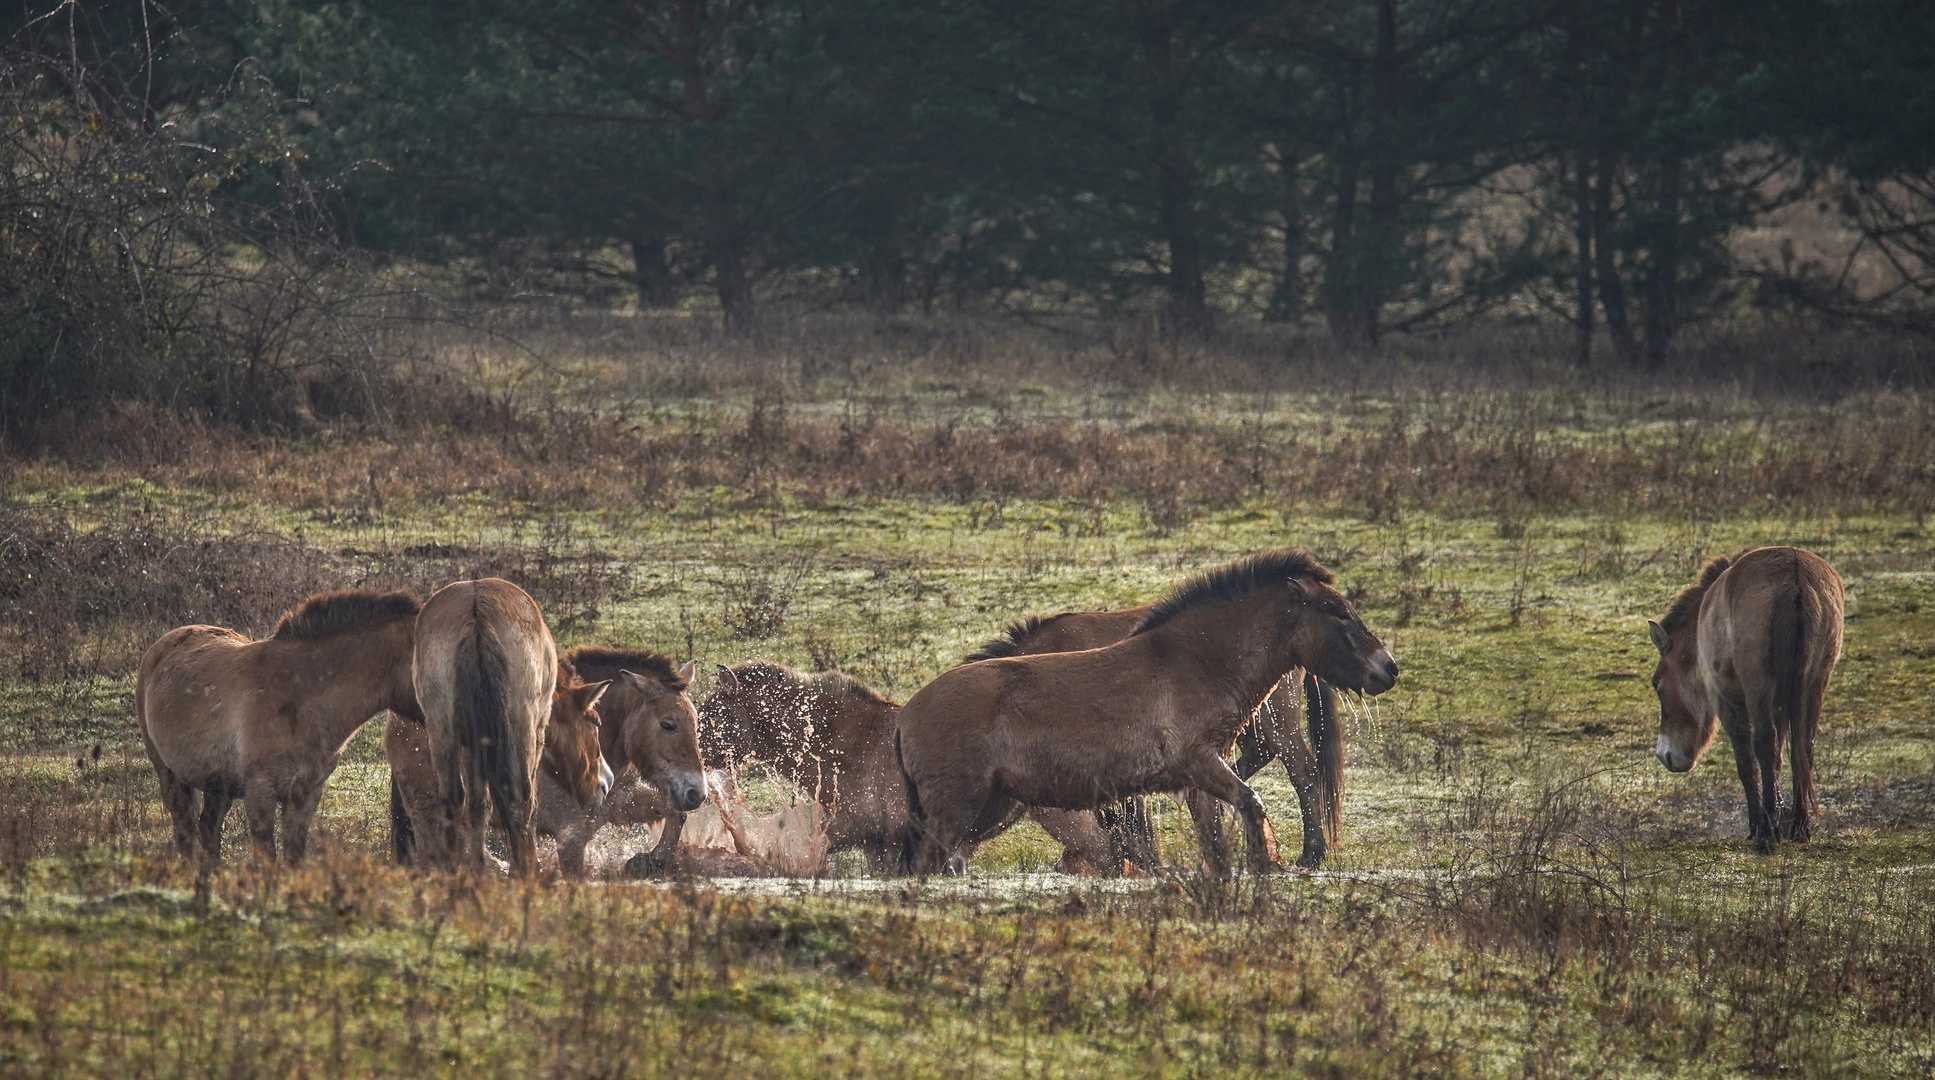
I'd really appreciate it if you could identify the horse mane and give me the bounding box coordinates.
[1658,553,1737,636]
[961,614,1063,664]
[1134,550,1336,635]
[271,589,420,640]
[565,645,689,692]
[806,669,895,707]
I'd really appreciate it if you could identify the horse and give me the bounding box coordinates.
[137,589,422,863]
[967,607,1344,868]
[561,646,708,874]
[701,661,1118,874]
[386,662,612,874]
[897,550,1397,877]
[413,578,561,876]
[1648,546,1844,854]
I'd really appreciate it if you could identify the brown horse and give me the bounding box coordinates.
[701,661,1118,874]
[1648,547,1844,853]
[561,647,707,873]
[968,607,1345,868]
[898,550,1396,876]
[137,590,422,863]
[387,662,612,873]
[414,578,560,876]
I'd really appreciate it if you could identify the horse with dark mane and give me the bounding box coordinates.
[138,589,422,863]
[966,607,1344,869]
[702,661,1117,874]
[898,550,1396,876]
[562,646,707,874]
[1648,547,1843,853]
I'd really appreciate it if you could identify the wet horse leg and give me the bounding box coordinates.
[1272,723,1327,868]
[1183,757,1281,876]
[1183,788,1232,876]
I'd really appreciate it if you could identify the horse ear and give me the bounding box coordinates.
[618,669,648,690]
[715,664,739,691]
[574,679,610,713]
[679,659,698,685]
[1647,620,1670,653]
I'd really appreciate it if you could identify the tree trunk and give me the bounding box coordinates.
[1147,20,1208,336]
[1641,154,1682,366]
[1572,156,1595,365]
[1323,152,1373,350]
[630,235,678,309]
[1326,0,1399,352]
[1265,159,1304,324]
[1592,155,1640,363]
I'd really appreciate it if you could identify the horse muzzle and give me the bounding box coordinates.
[596,758,615,802]
[1654,737,1693,773]
[671,772,706,813]
[1361,650,1399,696]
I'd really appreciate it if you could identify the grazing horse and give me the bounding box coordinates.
[702,661,1117,874]
[414,578,559,876]
[968,607,1345,868]
[897,550,1397,877]
[137,589,422,863]
[1648,547,1844,853]
[386,662,612,873]
[561,647,707,873]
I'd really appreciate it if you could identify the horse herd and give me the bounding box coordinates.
[134,544,1844,878]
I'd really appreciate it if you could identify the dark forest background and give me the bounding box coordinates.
[2,0,1932,431]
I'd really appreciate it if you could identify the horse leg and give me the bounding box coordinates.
[1030,808,1116,877]
[1787,690,1820,843]
[142,735,199,859]
[242,775,279,862]
[279,772,330,864]
[1718,702,1768,850]
[1752,705,1785,857]
[1184,757,1281,876]
[1183,788,1233,878]
[1273,720,1327,868]
[1097,797,1159,874]
[196,786,233,864]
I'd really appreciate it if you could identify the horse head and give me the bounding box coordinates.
[1647,618,1716,772]
[543,668,612,806]
[1288,576,1398,696]
[617,661,706,813]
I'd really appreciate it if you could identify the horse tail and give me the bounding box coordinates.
[1305,672,1345,844]
[457,621,518,834]
[389,773,417,865]
[1771,584,1821,818]
[895,728,924,872]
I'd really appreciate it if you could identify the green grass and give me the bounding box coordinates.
[3,357,1933,1076]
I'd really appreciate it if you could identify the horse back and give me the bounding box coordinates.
[138,625,256,782]
[1008,607,1151,656]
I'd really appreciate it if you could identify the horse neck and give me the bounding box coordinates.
[294,622,417,744]
[1145,589,1302,715]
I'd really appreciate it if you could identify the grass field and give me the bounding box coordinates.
[1,319,1932,1077]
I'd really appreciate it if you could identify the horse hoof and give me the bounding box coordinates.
[623,851,664,878]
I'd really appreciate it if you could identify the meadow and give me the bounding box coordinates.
[1,315,1931,1077]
